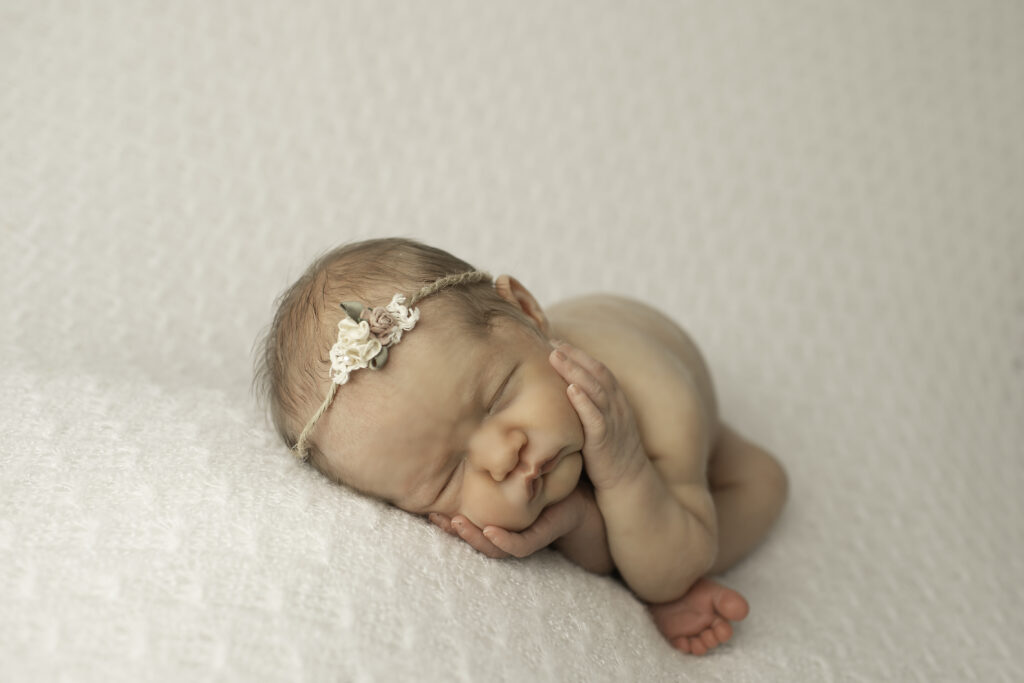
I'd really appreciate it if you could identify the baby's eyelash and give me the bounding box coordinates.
[487,364,518,414]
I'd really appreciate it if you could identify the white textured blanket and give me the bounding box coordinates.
[2,2,1022,681]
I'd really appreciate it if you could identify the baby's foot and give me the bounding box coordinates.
[647,578,750,655]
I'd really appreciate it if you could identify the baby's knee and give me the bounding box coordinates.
[737,440,788,514]
[756,449,788,513]
[713,425,789,513]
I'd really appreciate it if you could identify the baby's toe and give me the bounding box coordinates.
[700,628,719,651]
[712,617,733,644]
[689,637,709,656]
[716,589,750,622]
[671,636,691,654]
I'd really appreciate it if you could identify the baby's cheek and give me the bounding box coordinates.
[551,453,584,498]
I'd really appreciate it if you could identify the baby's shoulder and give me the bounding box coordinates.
[547,295,716,479]
[546,293,674,332]
[546,294,697,366]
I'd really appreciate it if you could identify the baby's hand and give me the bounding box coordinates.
[549,341,647,492]
[478,487,589,558]
[428,488,588,559]
[429,512,510,559]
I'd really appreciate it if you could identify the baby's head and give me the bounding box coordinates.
[253,238,584,531]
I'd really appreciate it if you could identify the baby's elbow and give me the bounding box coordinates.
[680,533,717,595]
[640,532,716,604]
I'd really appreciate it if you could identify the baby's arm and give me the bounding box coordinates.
[550,343,716,604]
[549,481,613,574]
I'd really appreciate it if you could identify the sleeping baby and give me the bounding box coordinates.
[252,237,788,655]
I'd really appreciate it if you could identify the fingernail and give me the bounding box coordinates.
[553,349,566,362]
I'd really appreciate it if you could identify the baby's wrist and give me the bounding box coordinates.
[593,456,669,527]
[592,449,653,498]
[553,485,613,574]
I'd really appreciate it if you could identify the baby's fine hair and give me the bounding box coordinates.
[251,237,530,471]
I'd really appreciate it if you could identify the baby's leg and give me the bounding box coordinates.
[706,423,788,574]
[648,424,786,654]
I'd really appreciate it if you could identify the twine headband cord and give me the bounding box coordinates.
[292,270,493,461]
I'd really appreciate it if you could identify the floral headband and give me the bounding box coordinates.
[292,270,493,461]
[329,294,419,384]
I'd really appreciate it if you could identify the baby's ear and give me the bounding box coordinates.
[494,275,549,334]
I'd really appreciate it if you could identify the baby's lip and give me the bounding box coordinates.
[525,452,560,482]
[524,450,567,501]
[527,476,541,502]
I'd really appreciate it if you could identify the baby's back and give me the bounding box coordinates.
[546,295,720,486]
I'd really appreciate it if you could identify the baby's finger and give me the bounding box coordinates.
[567,383,609,446]
[452,516,510,559]
[483,528,536,557]
[481,520,561,557]
[549,347,610,411]
[553,342,616,386]
[482,496,579,558]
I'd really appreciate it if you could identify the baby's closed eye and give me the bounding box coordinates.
[487,364,518,415]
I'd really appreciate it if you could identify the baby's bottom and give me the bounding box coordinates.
[648,423,787,654]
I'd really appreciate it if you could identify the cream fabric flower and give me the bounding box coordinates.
[381,294,420,344]
[329,317,383,385]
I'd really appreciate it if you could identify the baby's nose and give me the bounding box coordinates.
[490,430,527,482]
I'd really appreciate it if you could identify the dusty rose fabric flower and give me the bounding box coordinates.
[362,307,398,343]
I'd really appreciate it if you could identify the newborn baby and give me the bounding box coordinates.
[253,237,788,655]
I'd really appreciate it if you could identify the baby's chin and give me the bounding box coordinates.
[462,504,539,533]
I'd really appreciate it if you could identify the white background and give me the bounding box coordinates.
[2,1,1022,680]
